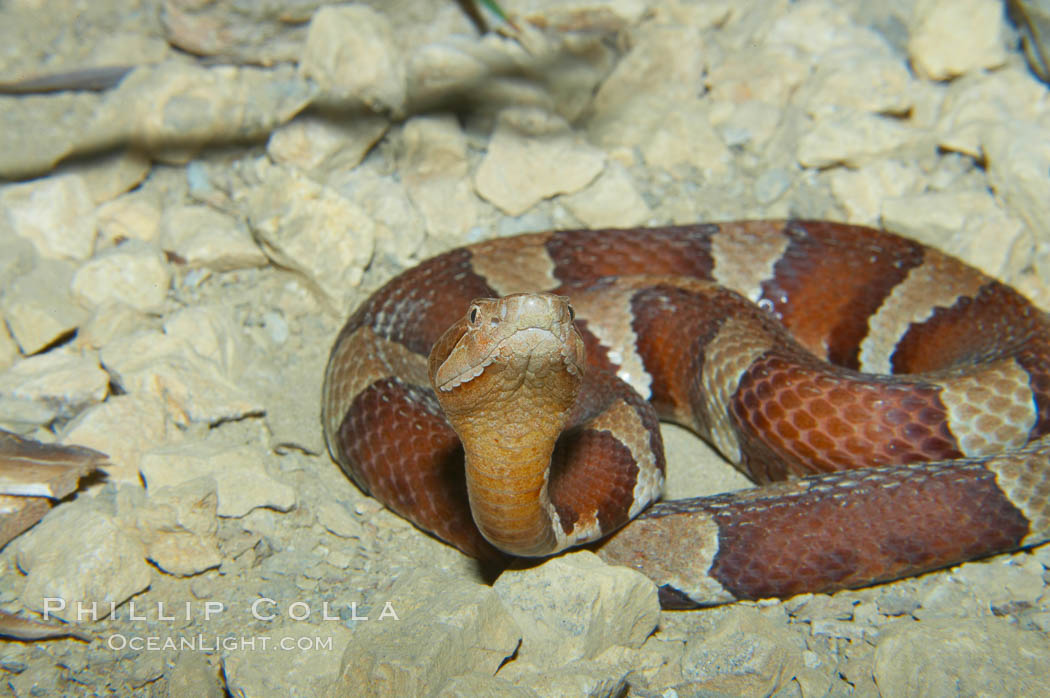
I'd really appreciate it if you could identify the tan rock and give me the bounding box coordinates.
[493,551,659,668]
[881,189,1029,279]
[795,47,914,117]
[828,160,924,225]
[797,110,916,168]
[1,259,86,354]
[0,174,97,261]
[99,328,262,427]
[874,618,1050,696]
[224,618,353,697]
[331,566,520,696]
[13,503,152,621]
[475,108,605,216]
[639,99,732,175]
[242,160,376,309]
[299,4,406,114]
[136,477,222,576]
[267,112,389,175]
[561,162,650,228]
[96,192,162,246]
[159,204,267,272]
[680,607,803,697]
[0,348,109,428]
[71,240,172,312]
[63,393,168,486]
[139,440,294,517]
[399,115,479,240]
[908,0,1009,80]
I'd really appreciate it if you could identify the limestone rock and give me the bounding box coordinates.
[0,348,109,429]
[63,393,168,487]
[267,112,389,175]
[139,440,294,518]
[982,122,1050,253]
[0,174,97,261]
[299,5,406,115]
[99,326,262,427]
[166,653,225,698]
[492,551,659,669]
[638,99,732,175]
[224,618,353,697]
[827,160,924,225]
[881,189,1029,279]
[242,159,376,309]
[159,204,267,272]
[795,47,914,117]
[908,0,1009,80]
[96,191,162,246]
[13,502,152,621]
[680,607,804,697]
[561,161,650,228]
[331,567,520,697]
[873,618,1050,696]
[797,110,917,168]
[136,477,222,576]
[1,259,86,355]
[475,108,605,216]
[71,240,172,312]
[398,115,479,240]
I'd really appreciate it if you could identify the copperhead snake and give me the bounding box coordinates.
[322,221,1050,608]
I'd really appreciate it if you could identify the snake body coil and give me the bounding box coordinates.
[323,221,1050,607]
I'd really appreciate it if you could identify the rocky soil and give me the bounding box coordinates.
[1,0,1050,695]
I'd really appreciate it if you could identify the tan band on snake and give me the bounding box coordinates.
[322,221,1050,608]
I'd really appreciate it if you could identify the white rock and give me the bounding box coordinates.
[561,162,650,228]
[797,110,915,168]
[159,204,267,271]
[63,393,168,487]
[242,160,376,309]
[681,607,804,696]
[828,160,924,225]
[639,99,732,175]
[881,189,1029,279]
[71,240,172,312]
[795,47,914,117]
[58,149,152,205]
[398,115,479,240]
[874,619,1050,696]
[331,566,520,696]
[315,499,364,539]
[74,302,151,352]
[705,46,810,108]
[475,108,605,216]
[0,323,18,373]
[299,4,406,114]
[1,259,87,354]
[96,192,162,246]
[936,69,1046,159]
[267,112,389,175]
[908,0,1009,80]
[0,174,97,261]
[136,477,222,576]
[224,618,353,697]
[0,348,109,427]
[982,122,1050,255]
[139,440,295,517]
[13,503,152,621]
[99,328,262,427]
[333,168,426,266]
[492,551,659,669]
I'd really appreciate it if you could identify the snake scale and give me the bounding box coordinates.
[322,221,1050,608]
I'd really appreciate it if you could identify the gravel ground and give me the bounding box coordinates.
[1,0,1049,696]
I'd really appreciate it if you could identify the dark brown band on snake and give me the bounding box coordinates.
[322,221,1050,606]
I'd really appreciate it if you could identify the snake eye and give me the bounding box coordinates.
[469,306,480,325]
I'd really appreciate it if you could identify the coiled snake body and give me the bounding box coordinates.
[322,221,1050,607]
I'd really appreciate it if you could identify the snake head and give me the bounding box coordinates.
[428,293,586,419]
